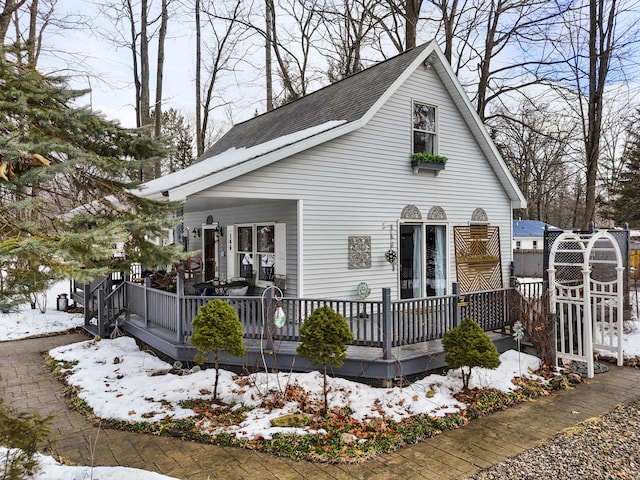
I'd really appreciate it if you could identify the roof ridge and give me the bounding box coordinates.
[231,43,430,129]
[199,43,432,160]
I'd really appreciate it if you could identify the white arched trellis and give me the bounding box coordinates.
[548,230,624,378]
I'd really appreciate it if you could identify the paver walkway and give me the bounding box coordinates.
[2,331,640,480]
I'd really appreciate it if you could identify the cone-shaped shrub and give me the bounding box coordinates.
[190,299,246,400]
[297,305,353,413]
[442,317,501,390]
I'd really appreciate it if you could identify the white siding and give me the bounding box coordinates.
[184,65,514,300]
[513,237,542,251]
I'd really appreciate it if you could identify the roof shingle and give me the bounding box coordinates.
[200,44,430,160]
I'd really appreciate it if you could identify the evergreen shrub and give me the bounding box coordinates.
[441,317,501,390]
[190,299,246,400]
[297,305,353,413]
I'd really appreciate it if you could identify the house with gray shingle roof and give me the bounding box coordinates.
[137,40,526,300]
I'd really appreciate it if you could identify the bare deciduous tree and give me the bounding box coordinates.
[493,101,578,225]
[196,0,247,155]
[319,0,389,81]
[0,0,28,46]
[544,0,638,228]
[153,0,168,177]
[2,0,59,67]
[98,0,173,180]
[381,0,424,51]
[270,0,323,102]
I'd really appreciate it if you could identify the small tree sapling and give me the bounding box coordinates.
[296,305,354,414]
[189,299,246,400]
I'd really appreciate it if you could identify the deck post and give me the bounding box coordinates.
[83,283,91,327]
[176,276,184,344]
[97,289,107,338]
[452,282,461,327]
[382,288,392,360]
[144,277,151,328]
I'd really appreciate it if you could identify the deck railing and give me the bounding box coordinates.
[102,278,518,350]
[516,279,546,299]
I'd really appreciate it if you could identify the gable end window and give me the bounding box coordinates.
[413,102,436,154]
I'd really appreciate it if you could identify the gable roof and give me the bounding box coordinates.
[513,220,560,238]
[201,44,431,159]
[136,40,526,209]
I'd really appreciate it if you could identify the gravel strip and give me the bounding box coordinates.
[471,401,640,479]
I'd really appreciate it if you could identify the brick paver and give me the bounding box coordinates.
[2,332,640,479]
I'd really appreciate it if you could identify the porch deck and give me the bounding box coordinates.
[123,312,515,385]
[79,279,522,386]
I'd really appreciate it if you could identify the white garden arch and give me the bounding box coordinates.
[548,230,624,378]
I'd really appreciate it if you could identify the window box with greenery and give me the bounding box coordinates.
[411,152,447,174]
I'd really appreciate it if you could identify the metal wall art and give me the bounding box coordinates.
[348,236,371,269]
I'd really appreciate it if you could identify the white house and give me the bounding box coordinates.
[512,220,560,251]
[136,40,526,301]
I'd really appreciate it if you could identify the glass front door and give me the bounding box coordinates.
[426,225,447,296]
[400,223,447,298]
[400,224,422,299]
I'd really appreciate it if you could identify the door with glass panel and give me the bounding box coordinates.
[425,225,447,296]
[400,223,447,298]
[400,224,422,299]
[202,225,221,281]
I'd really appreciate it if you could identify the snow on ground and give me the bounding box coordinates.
[48,336,543,441]
[3,281,640,479]
[0,281,83,341]
[0,447,179,480]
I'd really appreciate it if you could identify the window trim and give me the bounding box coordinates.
[232,222,278,288]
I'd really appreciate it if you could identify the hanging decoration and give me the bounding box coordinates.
[383,223,397,270]
[356,281,371,319]
[385,249,397,264]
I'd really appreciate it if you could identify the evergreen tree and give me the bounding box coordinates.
[441,318,501,391]
[605,123,640,227]
[297,305,353,414]
[0,49,181,308]
[190,299,246,400]
[151,108,195,174]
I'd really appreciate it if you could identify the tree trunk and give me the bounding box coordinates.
[582,0,615,229]
[405,0,422,50]
[139,0,153,181]
[475,2,498,123]
[195,0,203,157]
[440,0,459,64]
[323,363,328,415]
[265,0,273,111]
[153,0,168,178]
[139,0,150,127]
[26,0,37,65]
[0,0,28,46]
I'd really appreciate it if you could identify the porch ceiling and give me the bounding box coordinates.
[184,195,291,214]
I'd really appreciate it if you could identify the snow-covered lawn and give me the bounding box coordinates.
[48,336,543,440]
[0,282,83,341]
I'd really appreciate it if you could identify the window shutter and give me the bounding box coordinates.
[274,223,286,277]
[226,225,235,278]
